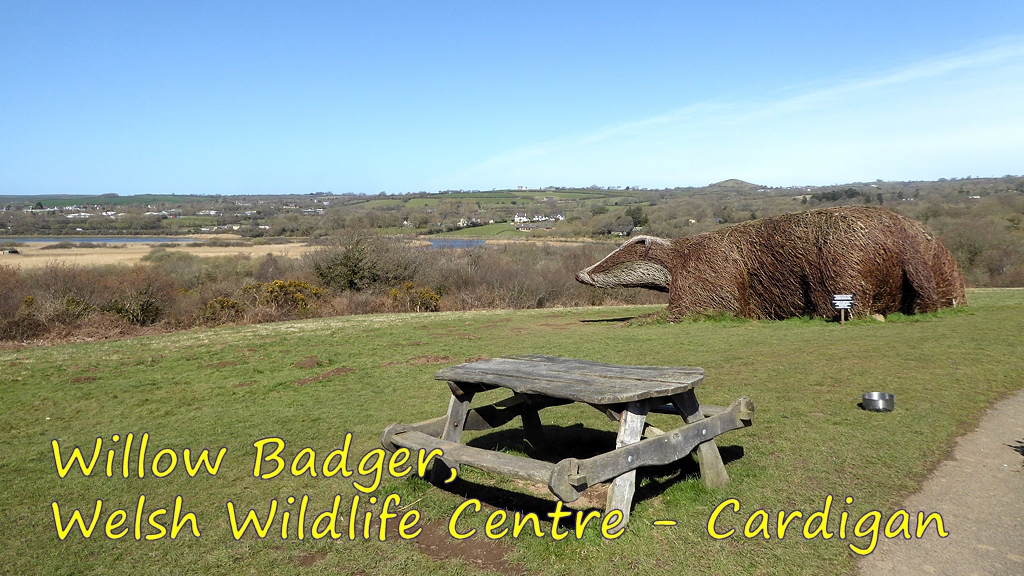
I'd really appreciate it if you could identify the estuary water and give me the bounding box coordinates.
[426,239,486,249]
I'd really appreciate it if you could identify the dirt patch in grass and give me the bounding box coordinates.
[292,356,321,369]
[295,551,327,567]
[204,360,240,369]
[69,365,101,372]
[479,319,514,330]
[464,355,489,363]
[408,355,455,365]
[412,520,524,576]
[431,332,478,340]
[509,479,607,511]
[69,375,96,383]
[293,367,353,385]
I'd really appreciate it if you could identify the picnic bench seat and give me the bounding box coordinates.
[381,355,754,525]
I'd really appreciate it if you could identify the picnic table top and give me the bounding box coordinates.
[434,354,704,405]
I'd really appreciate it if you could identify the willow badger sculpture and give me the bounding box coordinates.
[576,206,965,319]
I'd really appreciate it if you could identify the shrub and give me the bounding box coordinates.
[194,239,251,248]
[305,232,416,291]
[388,282,441,312]
[243,280,324,311]
[0,265,29,323]
[39,241,78,250]
[205,297,245,322]
[0,313,47,341]
[98,265,178,326]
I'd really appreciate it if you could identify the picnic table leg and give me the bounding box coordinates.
[605,400,649,527]
[517,394,547,452]
[521,407,545,452]
[671,390,729,488]
[431,391,474,484]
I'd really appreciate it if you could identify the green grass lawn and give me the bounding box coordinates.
[355,199,404,209]
[404,197,443,208]
[2,289,1022,575]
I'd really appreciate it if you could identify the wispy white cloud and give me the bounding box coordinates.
[447,36,1024,188]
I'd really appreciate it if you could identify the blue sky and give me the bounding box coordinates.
[2,1,1023,195]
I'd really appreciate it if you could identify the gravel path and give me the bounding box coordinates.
[858,390,1024,576]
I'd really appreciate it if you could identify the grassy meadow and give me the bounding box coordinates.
[2,289,1022,575]
[431,222,531,238]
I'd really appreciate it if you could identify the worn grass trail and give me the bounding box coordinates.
[1,289,1022,575]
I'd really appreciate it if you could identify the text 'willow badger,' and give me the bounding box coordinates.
[576,206,966,320]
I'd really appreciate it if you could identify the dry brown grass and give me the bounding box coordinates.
[0,241,316,269]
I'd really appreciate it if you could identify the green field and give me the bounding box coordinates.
[2,290,1022,575]
[356,199,404,209]
[513,190,617,200]
[431,222,531,237]
[405,197,443,207]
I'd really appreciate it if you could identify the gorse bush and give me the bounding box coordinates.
[243,280,324,311]
[388,282,441,312]
[205,297,245,320]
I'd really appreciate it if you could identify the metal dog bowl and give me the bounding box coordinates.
[862,392,894,412]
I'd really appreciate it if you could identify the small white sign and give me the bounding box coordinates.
[833,294,855,310]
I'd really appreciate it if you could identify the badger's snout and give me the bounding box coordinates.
[574,261,671,292]
[575,235,673,292]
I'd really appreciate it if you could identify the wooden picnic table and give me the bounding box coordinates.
[381,355,754,525]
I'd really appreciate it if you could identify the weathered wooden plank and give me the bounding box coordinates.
[431,392,473,483]
[671,390,731,489]
[391,430,555,484]
[643,423,666,438]
[441,393,473,443]
[511,355,705,380]
[547,397,755,500]
[446,380,497,397]
[463,401,524,431]
[605,401,648,527]
[436,357,704,404]
[441,356,704,385]
[462,394,573,432]
[651,403,730,416]
[504,356,702,382]
[380,416,447,450]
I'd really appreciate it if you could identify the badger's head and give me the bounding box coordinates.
[575,235,672,292]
